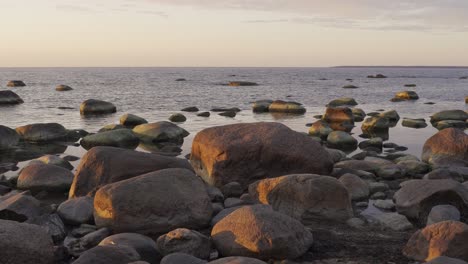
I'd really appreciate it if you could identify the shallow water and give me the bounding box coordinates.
[1,67,467,175]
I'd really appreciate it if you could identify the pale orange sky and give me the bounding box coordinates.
[1,0,468,67]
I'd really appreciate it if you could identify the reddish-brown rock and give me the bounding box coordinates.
[422,128,468,167]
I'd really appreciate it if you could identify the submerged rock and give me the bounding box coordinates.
[367,74,387,78]
[94,168,213,235]
[6,80,26,87]
[190,122,333,188]
[0,90,24,104]
[327,97,358,107]
[80,129,140,150]
[80,99,117,115]
[133,121,189,144]
[181,106,199,112]
[268,100,306,114]
[228,81,258,86]
[249,174,353,222]
[211,205,313,260]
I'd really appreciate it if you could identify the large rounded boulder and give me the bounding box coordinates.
[17,163,74,192]
[190,122,333,188]
[80,99,117,115]
[69,146,193,197]
[249,174,352,222]
[80,129,140,150]
[422,128,468,167]
[211,205,313,260]
[0,125,20,148]
[16,123,68,142]
[403,221,468,262]
[394,180,468,224]
[133,121,189,144]
[0,219,55,264]
[0,90,24,104]
[94,168,213,235]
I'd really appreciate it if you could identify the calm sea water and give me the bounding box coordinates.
[1,67,467,174]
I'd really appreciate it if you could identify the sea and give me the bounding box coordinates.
[1,67,467,175]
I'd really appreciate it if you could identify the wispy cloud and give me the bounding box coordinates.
[56,4,95,13]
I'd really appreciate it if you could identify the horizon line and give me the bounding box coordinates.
[1,65,468,69]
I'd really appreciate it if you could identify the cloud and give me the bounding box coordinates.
[56,4,95,13]
[144,0,468,31]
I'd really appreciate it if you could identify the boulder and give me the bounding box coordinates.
[249,174,353,222]
[308,120,333,138]
[190,122,333,188]
[403,221,468,262]
[339,173,370,201]
[221,182,243,198]
[367,74,387,78]
[80,129,140,150]
[120,113,148,127]
[210,257,267,264]
[7,80,26,87]
[0,125,20,148]
[0,191,43,222]
[211,107,241,112]
[358,137,383,150]
[100,233,161,264]
[69,146,193,197]
[334,159,382,173]
[361,116,390,132]
[219,111,236,118]
[26,213,66,243]
[17,163,74,192]
[211,205,313,260]
[430,110,468,124]
[322,107,354,131]
[422,128,468,167]
[73,245,141,264]
[56,84,73,91]
[0,219,55,264]
[157,228,211,259]
[427,205,461,226]
[425,257,468,264]
[402,118,428,128]
[133,121,189,144]
[197,112,210,117]
[397,160,430,175]
[228,81,258,86]
[0,90,24,104]
[99,124,126,132]
[379,110,400,122]
[424,168,464,182]
[33,154,73,170]
[16,123,68,142]
[161,253,207,264]
[94,168,213,235]
[326,131,357,149]
[394,180,468,223]
[169,113,187,122]
[181,106,199,112]
[391,91,419,101]
[57,196,94,225]
[268,100,306,114]
[376,164,406,179]
[435,120,467,130]
[80,99,117,115]
[327,97,358,107]
[342,85,358,89]
[252,100,272,113]
[352,108,366,122]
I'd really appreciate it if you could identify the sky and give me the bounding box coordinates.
[1,0,468,67]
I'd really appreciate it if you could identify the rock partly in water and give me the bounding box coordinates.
[0,125,20,149]
[249,174,353,222]
[6,80,26,87]
[70,146,192,197]
[218,111,237,118]
[252,100,273,113]
[343,85,359,89]
[228,81,258,86]
[391,91,419,101]
[367,74,387,78]
[327,131,358,150]
[268,100,306,114]
[16,123,68,142]
[133,121,189,144]
[403,221,468,262]
[211,205,313,260]
[94,168,213,235]
[308,120,333,139]
[0,90,24,104]
[99,124,126,132]
[430,110,468,124]
[80,99,117,115]
[422,128,468,167]
[190,122,333,188]
[197,112,210,117]
[80,129,140,150]
[322,107,355,132]
[181,106,199,112]
[327,97,358,107]
[120,114,148,127]
[402,118,428,128]
[56,84,73,91]
[352,108,366,122]
[169,113,187,122]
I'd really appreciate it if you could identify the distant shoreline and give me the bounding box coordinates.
[333,66,468,69]
[0,66,468,69]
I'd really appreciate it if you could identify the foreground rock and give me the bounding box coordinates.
[94,168,213,235]
[16,123,68,142]
[80,99,117,115]
[394,180,468,224]
[249,174,352,222]
[427,205,461,226]
[133,121,189,144]
[211,205,313,260]
[73,245,141,264]
[17,163,74,192]
[57,196,94,225]
[33,154,73,170]
[157,228,211,259]
[391,91,419,101]
[100,233,161,263]
[0,191,43,221]
[0,90,24,104]
[120,113,148,127]
[0,125,20,148]
[161,253,206,264]
[403,221,468,262]
[210,257,267,264]
[268,100,306,114]
[80,129,140,150]
[69,146,192,197]
[422,128,468,167]
[7,80,26,87]
[190,122,333,188]
[56,84,73,91]
[425,257,468,264]
[0,219,55,264]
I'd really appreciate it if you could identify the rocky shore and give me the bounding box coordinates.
[0,79,468,264]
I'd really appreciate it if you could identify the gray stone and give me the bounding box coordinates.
[57,196,94,225]
[120,113,148,127]
[427,205,461,226]
[100,233,161,264]
[80,99,117,115]
[80,129,140,150]
[157,228,211,259]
